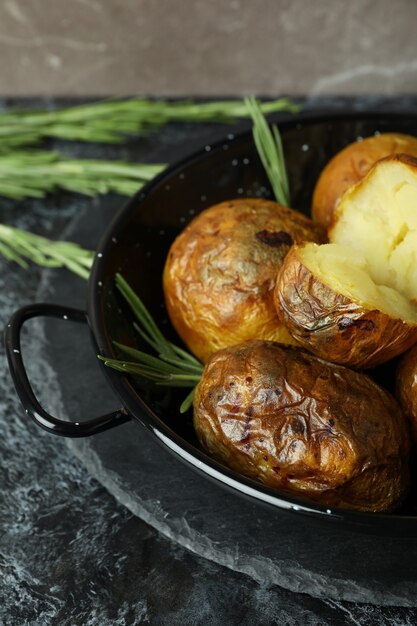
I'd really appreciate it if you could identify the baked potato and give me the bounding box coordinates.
[396,344,417,445]
[163,198,324,362]
[194,340,410,512]
[274,156,417,368]
[274,243,417,368]
[312,132,417,230]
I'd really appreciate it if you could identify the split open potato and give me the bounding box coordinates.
[163,198,324,362]
[312,132,417,230]
[274,156,417,368]
[194,340,410,512]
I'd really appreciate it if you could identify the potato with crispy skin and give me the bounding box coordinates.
[274,243,417,368]
[274,156,417,368]
[312,133,417,230]
[194,340,410,512]
[163,198,324,362]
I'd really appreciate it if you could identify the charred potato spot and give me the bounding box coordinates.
[312,132,417,230]
[163,198,324,362]
[337,318,376,331]
[194,340,410,512]
[255,230,294,247]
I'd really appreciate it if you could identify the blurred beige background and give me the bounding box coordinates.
[0,0,416,96]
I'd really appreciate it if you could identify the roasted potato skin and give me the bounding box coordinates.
[274,245,417,369]
[194,340,410,512]
[312,133,417,230]
[396,345,417,444]
[163,198,324,362]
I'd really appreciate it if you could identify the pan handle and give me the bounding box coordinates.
[4,303,131,437]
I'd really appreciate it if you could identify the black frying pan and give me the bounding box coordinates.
[6,112,417,601]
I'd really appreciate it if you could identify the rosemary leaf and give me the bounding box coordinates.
[115,273,177,359]
[132,322,162,356]
[159,355,203,374]
[98,357,201,387]
[113,341,193,375]
[169,343,203,367]
[180,388,197,414]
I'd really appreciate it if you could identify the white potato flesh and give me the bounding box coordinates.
[300,242,417,323]
[330,159,417,303]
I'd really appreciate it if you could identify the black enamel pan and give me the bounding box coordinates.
[6,111,417,603]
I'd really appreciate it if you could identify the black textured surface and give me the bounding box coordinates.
[3,97,417,625]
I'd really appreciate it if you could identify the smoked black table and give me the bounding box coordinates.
[2,96,417,626]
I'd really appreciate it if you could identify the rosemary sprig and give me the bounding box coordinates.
[244,96,290,207]
[0,151,165,200]
[0,98,300,150]
[0,224,94,278]
[98,273,203,413]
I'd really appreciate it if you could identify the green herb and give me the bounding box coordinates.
[0,224,94,278]
[244,96,291,207]
[0,151,165,200]
[0,97,300,150]
[0,224,200,408]
[98,274,203,413]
